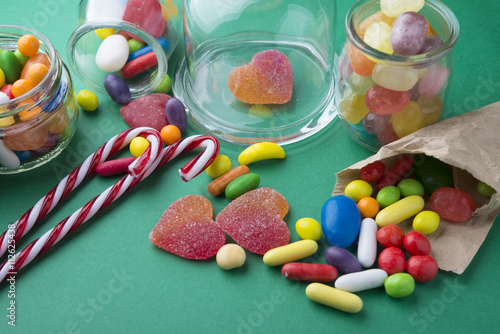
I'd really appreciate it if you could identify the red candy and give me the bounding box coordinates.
[120,51,158,79]
[281,263,338,282]
[430,187,476,222]
[120,93,170,132]
[360,160,386,183]
[149,195,225,260]
[96,157,136,176]
[407,255,438,283]
[0,84,14,99]
[404,231,431,256]
[122,0,166,40]
[378,247,406,275]
[365,85,410,115]
[376,155,414,190]
[376,225,405,248]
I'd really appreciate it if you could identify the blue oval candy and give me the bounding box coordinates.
[321,195,361,248]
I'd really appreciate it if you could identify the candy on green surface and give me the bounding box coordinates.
[206,154,231,178]
[295,218,322,241]
[77,89,99,112]
[384,273,415,298]
[225,173,260,200]
[345,179,373,203]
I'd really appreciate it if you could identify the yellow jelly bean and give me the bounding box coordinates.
[375,195,425,227]
[413,211,440,234]
[372,64,419,92]
[129,137,150,158]
[295,218,322,241]
[206,154,232,178]
[249,104,273,118]
[0,68,5,88]
[344,180,373,203]
[77,89,99,112]
[364,21,393,54]
[263,240,318,267]
[0,115,15,128]
[238,142,285,165]
[305,283,363,313]
[95,28,115,40]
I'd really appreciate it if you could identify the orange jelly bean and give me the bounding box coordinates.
[27,63,49,85]
[17,34,40,57]
[12,79,36,98]
[20,53,50,80]
[346,41,375,77]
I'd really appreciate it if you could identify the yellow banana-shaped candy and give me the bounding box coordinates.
[238,142,285,165]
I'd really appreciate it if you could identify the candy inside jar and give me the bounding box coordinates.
[336,0,459,151]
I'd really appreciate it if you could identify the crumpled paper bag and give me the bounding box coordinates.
[333,102,500,274]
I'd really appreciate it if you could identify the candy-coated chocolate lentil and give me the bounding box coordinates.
[398,178,425,197]
[95,28,115,40]
[96,157,136,176]
[430,187,475,222]
[238,142,285,165]
[160,124,181,145]
[77,89,99,111]
[344,180,373,203]
[95,34,130,72]
[413,211,440,234]
[321,195,361,248]
[206,155,231,178]
[1,50,21,84]
[407,255,438,283]
[225,172,260,200]
[129,137,150,158]
[121,51,158,78]
[216,244,246,270]
[384,273,415,298]
[306,283,363,313]
[324,246,362,274]
[414,154,453,194]
[377,225,404,248]
[357,197,379,219]
[281,263,338,282]
[17,34,39,57]
[477,181,496,198]
[378,247,406,275]
[375,195,425,227]
[155,74,172,94]
[263,240,318,267]
[376,185,401,208]
[376,156,414,190]
[208,165,250,196]
[295,218,322,241]
[357,218,378,268]
[165,97,187,133]
[359,160,385,183]
[335,269,388,292]
[404,231,431,256]
[104,73,131,105]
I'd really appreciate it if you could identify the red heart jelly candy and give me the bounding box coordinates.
[120,93,170,132]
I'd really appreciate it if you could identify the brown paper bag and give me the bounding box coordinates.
[333,102,500,274]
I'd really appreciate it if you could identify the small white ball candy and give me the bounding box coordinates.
[95,34,130,73]
[216,244,246,270]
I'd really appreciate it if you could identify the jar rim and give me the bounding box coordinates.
[345,0,460,65]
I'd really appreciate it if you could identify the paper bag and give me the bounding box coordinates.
[333,102,500,274]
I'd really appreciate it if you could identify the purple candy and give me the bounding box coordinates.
[104,74,131,105]
[418,64,449,97]
[409,83,420,102]
[165,97,187,133]
[363,112,391,135]
[391,12,428,56]
[419,36,444,54]
[324,246,362,275]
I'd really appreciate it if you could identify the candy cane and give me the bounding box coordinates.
[0,133,219,283]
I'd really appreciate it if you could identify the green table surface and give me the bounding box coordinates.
[1,1,500,333]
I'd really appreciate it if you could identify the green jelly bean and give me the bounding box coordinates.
[398,179,425,197]
[477,181,496,198]
[376,186,401,208]
[14,49,29,68]
[384,273,415,298]
[414,155,453,194]
[225,173,260,200]
[155,74,172,94]
[128,39,146,54]
[0,49,21,84]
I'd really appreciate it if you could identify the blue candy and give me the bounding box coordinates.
[42,81,67,113]
[127,37,169,62]
[321,195,361,248]
[104,74,131,105]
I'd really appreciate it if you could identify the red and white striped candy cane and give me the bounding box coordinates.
[0,133,219,282]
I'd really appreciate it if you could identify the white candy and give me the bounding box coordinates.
[0,139,21,170]
[335,269,388,292]
[0,92,10,105]
[357,218,378,267]
[95,34,129,73]
[372,63,419,92]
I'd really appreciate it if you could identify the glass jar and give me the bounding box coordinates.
[174,0,337,145]
[336,0,459,151]
[0,25,78,174]
[66,0,180,98]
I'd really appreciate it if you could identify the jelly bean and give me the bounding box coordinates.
[155,74,172,94]
[378,246,406,275]
[419,36,444,54]
[414,154,453,194]
[365,85,410,115]
[14,50,29,68]
[398,179,425,197]
[129,137,150,158]
[417,95,442,125]
[104,73,131,105]
[338,91,370,124]
[413,211,440,234]
[390,101,425,138]
[376,156,414,190]
[348,72,376,95]
[128,37,169,62]
[95,28,115,40]
[390,12,428,56]
[263,240,318,267]
[0,68,4,88]
[122,0,166,39]
[321,195,361,248]
[418,64,449,97]
[27,63,49,85]
[295,218,322,241]
[11,79,36,98]
[95,34,130,72]
[430,187,476,222]
[20,53,50,80]
[160,124,181,145]
[121,51,158,79]
[375,195,425,227]
[384,273,415,298]
[0,91,9,105]
[216,244,246,270]
[324,246,362,274]
[206,155,232,178]
[357,197,380,219]
[0,115,15,128]
[165,97,187,133]
[380,0,425,17]
[281,263,338,282]
[357,218,378,268]
[238,142,285,165]
[77,89,99,112]
[335,269,388,292]
[357,11,396,36]
[128,39,146,54]
[477,181,496,198]
[225,172,260,200]
[364,21,393,54]
[96,157,136,176]
[306,283,363,313]
[377,225,404,248]
[1,50,21,84]
[0,139,21,169]
[404,231,431,256]
[208,165,250,196]
[14,149,31,162]
[363,112,391,135]
[346,42,375,77]
[18,103,41,122]
[344,180,373,203]
[249,104,274,119]
[377,186,401,208]
[407,255,438,283]
[17,34,39,57]
[360,160,385,183]
[372,63,419,92]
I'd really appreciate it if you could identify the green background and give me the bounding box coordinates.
[1,0,500,333]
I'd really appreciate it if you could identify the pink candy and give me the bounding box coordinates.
[96,157,136,176]
[120,93,170,131]
[122,0,166,41]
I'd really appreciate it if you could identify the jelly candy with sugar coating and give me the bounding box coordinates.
[357,11,395,36]
[390,12,428,56]
[380,0,425,18]
[120,93,170,132]
[216,187,290,255]
[364,22,393,54]
[122,0,166,40]
[227,49,293,105]
[149,195,225,260]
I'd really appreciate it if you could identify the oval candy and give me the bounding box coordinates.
[321,195,361,248]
